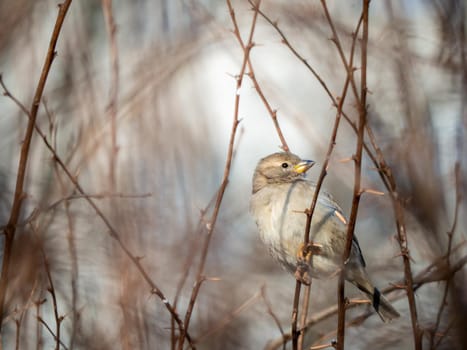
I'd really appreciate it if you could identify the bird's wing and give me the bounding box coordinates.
[351,236,366,267]
[317,187,367,268]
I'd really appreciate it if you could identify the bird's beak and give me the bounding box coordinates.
[293,160,315,174]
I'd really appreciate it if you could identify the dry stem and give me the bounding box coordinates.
[177,1,260,348]
[0,0,73,337]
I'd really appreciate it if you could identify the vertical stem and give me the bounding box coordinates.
[336,1,369,349]
[0,0,73,335]
[296,12,363,349]
[177,2,261,348]
[291,280,302,350]
[297,285,311,349]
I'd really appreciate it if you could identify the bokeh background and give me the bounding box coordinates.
[0,0,466,349]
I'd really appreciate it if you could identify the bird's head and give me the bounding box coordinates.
[252,152,315,193]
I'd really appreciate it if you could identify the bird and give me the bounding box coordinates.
[250,152,400,322]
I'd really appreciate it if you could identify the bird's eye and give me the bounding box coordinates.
[281,163,289,168]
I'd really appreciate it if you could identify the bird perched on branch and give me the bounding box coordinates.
[250,152,400,322]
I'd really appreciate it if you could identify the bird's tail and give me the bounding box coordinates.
[353,278,400,322]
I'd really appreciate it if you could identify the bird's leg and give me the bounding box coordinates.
[294,242,323,285]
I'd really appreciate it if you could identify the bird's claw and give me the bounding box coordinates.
[297,242,323,261]
[294,242,322,285]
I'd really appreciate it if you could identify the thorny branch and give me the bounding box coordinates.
[30,223,63,350]
[333,1,369,348]
[177,1,260,348]
[261,286,287,350]
[0,0,73,336]
[236,1,289,152]
[430,163,462,349]
[296,12,364,350]
[37,316,69,350]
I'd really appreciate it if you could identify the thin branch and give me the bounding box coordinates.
[237,1,289,151]
[171,191,218,350]
[431,163,462,349]
[0,0,73,332]
[375,4,423,347]
[47,103,79,349]
[364,83,422,350]
[251,1,359,135]
[177,2,260,348]
[30,223,63,350]
[334,1,369,348]
[10,280,39,350]
[37,316,69,350]
[261,286,287,350]
[296,12,364,350]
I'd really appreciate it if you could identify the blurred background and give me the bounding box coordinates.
[0,0,466,349]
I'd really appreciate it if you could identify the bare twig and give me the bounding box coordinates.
[374,5,423,348]
[177,2,260,348]
[30,223,63,350]
[9,280,39,350]
[37,316,69,350]
[261,286,287,350]
[171,190,217,350]
[51,156,79,348]
[0,0,73,333]
[431,163,462,349]
[364,82,422,350]
[237,1,289,151]
[333,1,369,348]
[296,12,364,350]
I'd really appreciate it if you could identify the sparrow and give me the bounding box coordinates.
[250,152,400,322]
